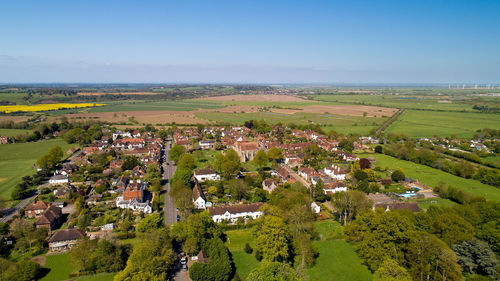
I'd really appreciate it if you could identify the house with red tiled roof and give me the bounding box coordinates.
[25,200,49,218]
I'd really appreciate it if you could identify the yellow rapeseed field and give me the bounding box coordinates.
[0,103,106,113]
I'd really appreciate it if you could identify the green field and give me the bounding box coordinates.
[307,220,372,281]
[225,228,259,279]
[0,128,31,137]
[0,139,77,199]
[312,94,480,112]
[195,111,386,135]
[363,153,500,201]
[482,155,500,168]
[40,253,74,281]
[87,99,224,113]
[386,110,500,138]
[74,272,116,281]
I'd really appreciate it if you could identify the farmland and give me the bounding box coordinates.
[196,111,386,135]
[0,103,106,113]
[362,153,500,201]
[0,139,76,198]
[385,110,500,138]
[0,128,31,137]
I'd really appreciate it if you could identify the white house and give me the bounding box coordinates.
[311,202,321,214]
[208,203,263,223]
[199,140,216,150]
[323,182,347,195]
[193,181,207,209]
[116,197,152,214]
[324,165,346,180]
[194,167,220,182]
[112,130,132,140]
[49,175,69,186]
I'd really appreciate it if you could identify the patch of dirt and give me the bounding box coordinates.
[31,256,46,266]
[199,94,311,102]
[272,105,397,117]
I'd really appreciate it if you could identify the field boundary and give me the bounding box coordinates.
[375,108,405,137]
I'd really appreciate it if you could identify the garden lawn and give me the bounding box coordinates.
[74,272,116,281]
[224,228,259,279]
[307,220,372,281]
[40,253,74,281]
[0,139,77,199]
[363,153,500,201]
[386,110,500,138]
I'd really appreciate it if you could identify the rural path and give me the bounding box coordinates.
[375,108,405,137]
[163,141,178,227]
[0,190,38,223]
[282,165,311,188]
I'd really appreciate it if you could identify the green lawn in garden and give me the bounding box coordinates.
[224,228,259,279]
[40,253,74,281]
[74,272,116,281]
[363,153,500,201]
[0,139,77,199]
[307,220,372,281]
[385,110,500,138]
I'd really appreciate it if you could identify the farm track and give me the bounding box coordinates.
[375,108,405,137]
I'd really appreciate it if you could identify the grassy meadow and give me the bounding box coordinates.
[0,128,31,137]
[311,93,480,112]
[39,253,74,281]
[0,139,76,199]
[87,99,224,112]
[362,153,500,201]
[386,110,500,138]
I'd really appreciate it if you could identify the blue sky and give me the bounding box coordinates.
[1,0,499,83]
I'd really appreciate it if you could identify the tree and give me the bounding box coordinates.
[170,168,192,186]
[330,190,372,225]
[145,164,162,185]
[246,262,298,281]
[311,178,326,202]
[177,153,196,170]
[267,147,283,163]
[345,210,415,270]
[374,259,412,281]
[189,238,233,281]
[114,229,174,281]
[121,156,140,171]
[221,160,240,179]
[391,168,405,182]
[136,213,164,233]
[359,158,371,169]
[374,145,383,153]
[169,144,186,164]
[254,215,291,262]
[15,260,40,281]
[451,239,499,279]
[170,181,194,219]
[227,179,250,201]
[253,150,268,169]
[407,231,462,281]
[225,149,240,163]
